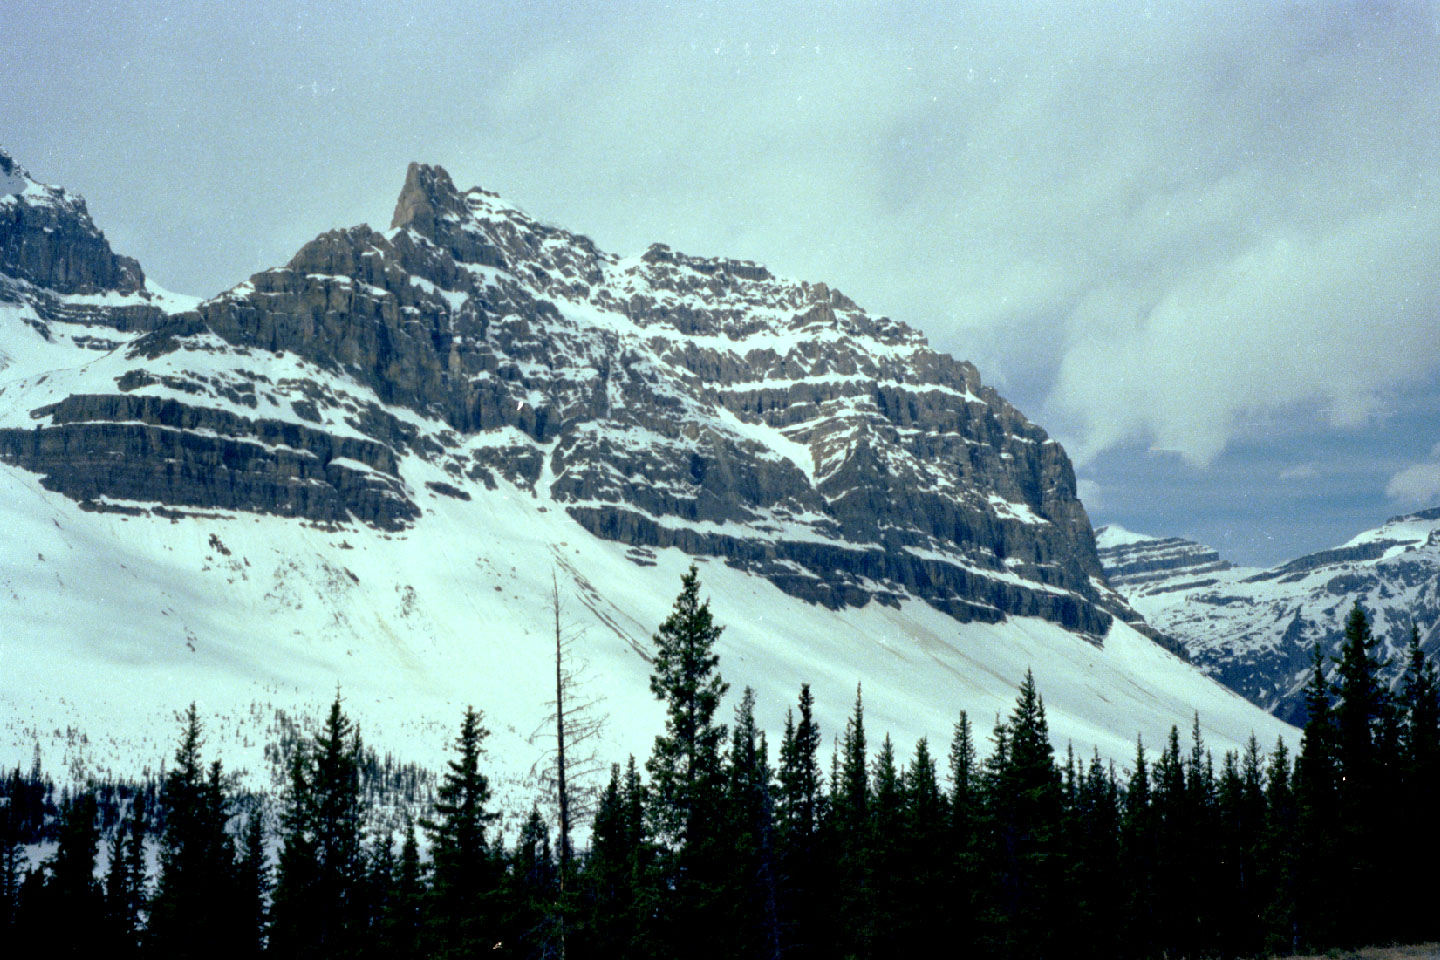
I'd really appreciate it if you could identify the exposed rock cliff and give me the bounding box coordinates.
[1,157,1146,639]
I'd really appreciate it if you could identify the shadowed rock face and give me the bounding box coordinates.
[0,157,1149,640]
[0,150,145,297]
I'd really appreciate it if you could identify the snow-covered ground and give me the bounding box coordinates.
[1,447,1296,811]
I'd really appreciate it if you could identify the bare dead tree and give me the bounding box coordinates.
[530,571,608,960]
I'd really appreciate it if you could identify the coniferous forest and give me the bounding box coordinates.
[2,568,1438,959]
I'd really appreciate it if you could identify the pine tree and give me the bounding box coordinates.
[945,711,980,957]
[868,733,903,954]
[988,670,1063,960]
[380,818,425,960]
[270,695,367,959]
[47,790,104,956]
[1396,623,1439,941]
[645,565,729,846]
[1261,738,1299,955]
[831,684,874,960]
[775,685,823,959]
[149,705,235,959]
[584,757,656,960]
[103,809,147,956]
[644,565,730,958]
[234,807,270,958]
[0,777,24,935]
[895,737,946,957]
[426,706,500,958]
[722,687,780,960]
[1120,735,1158,960]
[1295,644,1340,949]
[1332,602,1387,946]
[510,808,559,958]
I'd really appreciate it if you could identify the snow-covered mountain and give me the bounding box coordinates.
[0,149,1294,799]
[1097,514,1440,723]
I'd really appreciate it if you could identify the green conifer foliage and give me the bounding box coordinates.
[426,706,500,957]
[149,705,235,960]
[270,695,367,959]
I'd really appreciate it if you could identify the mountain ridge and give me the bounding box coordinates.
[1097,510,1440,722]
[0,150,1292,786]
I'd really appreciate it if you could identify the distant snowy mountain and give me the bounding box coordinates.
[0,149,1294,800]
[1097,513,1440,723]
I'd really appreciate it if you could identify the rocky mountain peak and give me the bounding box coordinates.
[1,157,1157,642]
[0,149,145,298]
[389,161,469,236]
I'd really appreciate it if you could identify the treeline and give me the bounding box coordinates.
[2,568,1437,959]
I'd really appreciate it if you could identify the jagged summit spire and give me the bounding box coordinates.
[0,148,34,195]
[390,162,469,236]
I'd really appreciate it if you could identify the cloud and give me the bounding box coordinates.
[1075,478,1103,512]
[1386,442,1440,504]
[1280,464,1318,481]
[7,0,1439,474]
[471,1,1440,470]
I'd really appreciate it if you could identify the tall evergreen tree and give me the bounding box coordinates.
[1261,738,1299,955]
[644,565,730,958]
[584,756,657,960]
[1120,735,1158,960]
[945,711,980,957]
[379,818,425,960]
[149,705,235,960]
[233,807,270,958]
[722,688,780,960]
[45,790,104,957]
[984,671,1062,960]
[830,683,874,959]
[1396,623,1439,941]
[270,695,367,959]
[895,737,946,957]
[0,776,24,936]
[1295,643,1341,949]
[103,809,147,957]
[1332,603,1388,946]
[426,706,500,958]
[510,808,559,958]
[775,685,823,959]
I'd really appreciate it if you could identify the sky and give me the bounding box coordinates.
[4,0,1439,566]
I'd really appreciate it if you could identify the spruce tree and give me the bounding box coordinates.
[722,688,780,960]
[775,685,823,959]
[270,695,367,959]
[234,808,270,958]
[644,565,730,958]
[868,733,903,954]
[896,737,946,957]
[1261,738,1298,955]
[1396,623,1439,941]
[831,684,874,960]
[0,779,23,935]
[380,818,425,960]
[945,711,980,957]
[1332,602,1387,946]
[989,670,1062,960]
[510,808,559,958]
[426,706,500,957]
[103,809,146,957]
[46,790,104,956]
[1120,735,1157,960]
[1295,643,1341,949]
[150,705,235,960]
